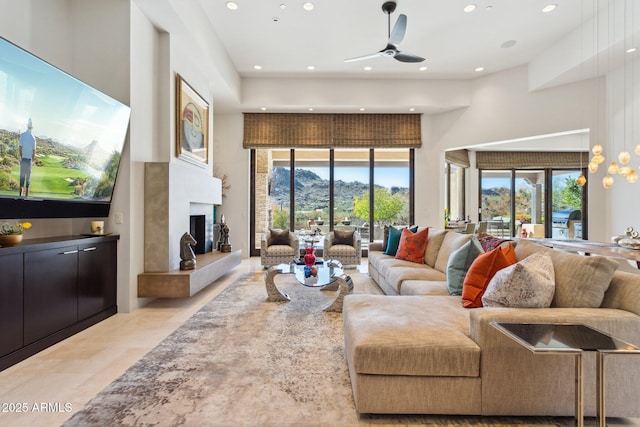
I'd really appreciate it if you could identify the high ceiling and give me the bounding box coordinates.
[200,0,593,80]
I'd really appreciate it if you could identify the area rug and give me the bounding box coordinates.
[64,271,579,427]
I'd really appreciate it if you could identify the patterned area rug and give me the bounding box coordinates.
[64,272,581,426]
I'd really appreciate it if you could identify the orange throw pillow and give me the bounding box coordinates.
[461,244,516,308]
[395,227,429,264]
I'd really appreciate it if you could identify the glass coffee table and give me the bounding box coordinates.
[492,322,640,427]
[265,260,353,312]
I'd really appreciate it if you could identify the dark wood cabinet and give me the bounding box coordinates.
[0,235,118,371]
[78,241,116,320]
[24,245,79,345]
[0,253,23,358]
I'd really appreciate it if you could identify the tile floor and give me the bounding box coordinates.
[0,258,267,427]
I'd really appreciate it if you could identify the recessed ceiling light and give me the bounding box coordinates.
[307,65,315,70]
[279,3,287,9]
[364,66,372,71]
[409,108,415,112]
[463,4,476,13]
[359,108,366,111]
[303,2,314,11]
[475,67,485,72]
[542,4,557,13]
[627,47,637,54]
[419,66,428,71]
[308,108,314,111]
[261,107,267,111]
[254,65,262,70]
[226,1,238,10]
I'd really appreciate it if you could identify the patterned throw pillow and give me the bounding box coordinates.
[482,252,555,308]
[384,226,418,256]
[461,244,517,308]
[333,230,354,246]
[477,233,509,252]
[446,236,484,296]
[395,227,429,264]
[268,228,290,246]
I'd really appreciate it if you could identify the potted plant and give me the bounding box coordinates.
[0,221,32,246]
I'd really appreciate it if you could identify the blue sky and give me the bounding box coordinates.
[0,37,130,151]
[307,166,409,188]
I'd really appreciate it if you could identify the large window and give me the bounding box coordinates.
[478,168,585,239]
[251,148,414,255]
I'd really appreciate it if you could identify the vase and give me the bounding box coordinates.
[304,246,316,267]
[0,234,23,247]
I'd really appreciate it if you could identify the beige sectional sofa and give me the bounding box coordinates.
[344,230,640,417]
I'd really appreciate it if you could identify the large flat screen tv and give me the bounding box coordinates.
[0,36,131,219]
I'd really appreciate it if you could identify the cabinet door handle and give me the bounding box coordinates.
[61,250,79,255]
[83,247,97,252]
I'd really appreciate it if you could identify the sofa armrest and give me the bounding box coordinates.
[353,231,362,251]
[289,232,299,249]
[323,232,334,251]
[261,231,269,252]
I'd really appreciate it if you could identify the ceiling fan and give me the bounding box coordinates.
[344,0,425,63]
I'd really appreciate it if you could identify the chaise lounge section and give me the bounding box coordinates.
[344,232,640,417]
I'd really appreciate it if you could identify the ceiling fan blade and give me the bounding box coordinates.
[394,51,426,63]
[344,51,384,63]
[388,13,407,48]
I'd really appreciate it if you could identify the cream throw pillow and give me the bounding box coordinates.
[482,252,555,308]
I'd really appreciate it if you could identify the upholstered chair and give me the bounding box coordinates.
[261,229,299,268]
[323,230,361,267]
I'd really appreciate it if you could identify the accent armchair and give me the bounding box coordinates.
[323,230,361,267]
[261,229,299,268]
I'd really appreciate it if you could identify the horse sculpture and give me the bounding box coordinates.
[179,232,197,270]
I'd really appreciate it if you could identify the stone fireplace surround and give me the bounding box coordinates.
[138,162,241,298]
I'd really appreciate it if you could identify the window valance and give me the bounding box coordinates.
[242,113,422,148]
[476,151,589,169]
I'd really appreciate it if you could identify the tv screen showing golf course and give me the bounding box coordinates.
[0,36,130,218]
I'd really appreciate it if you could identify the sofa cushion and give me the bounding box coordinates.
[482,252,555,308]
[395,227,429,264]
[384,226,418,256]
[446,236,484,296]
[333,229,354,246]
[462,244,517,308]
[514,239,618,308]
[268,228,291,246]
[424,228,447,267]
[434,232,473,273]
[343,295,480,377]
[400,280,449,296]
[386,265,447,294]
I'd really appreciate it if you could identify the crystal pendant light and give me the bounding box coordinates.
[619,165,632,176]
[588,161,599,173]
[607,161,619,174]
[635,144,640,155]
[577,174,587,186]
[592,143,604,155]
[627,169,638,183]
[592,154,605,164]
[602,175,614,188]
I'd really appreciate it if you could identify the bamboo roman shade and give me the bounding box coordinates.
[444,149,470,168]
[242,113,422,148]
[476,151,589,169]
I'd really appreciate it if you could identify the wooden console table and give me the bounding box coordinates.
[526,238,640,269]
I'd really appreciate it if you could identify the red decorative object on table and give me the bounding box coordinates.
[304,246,316,267]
